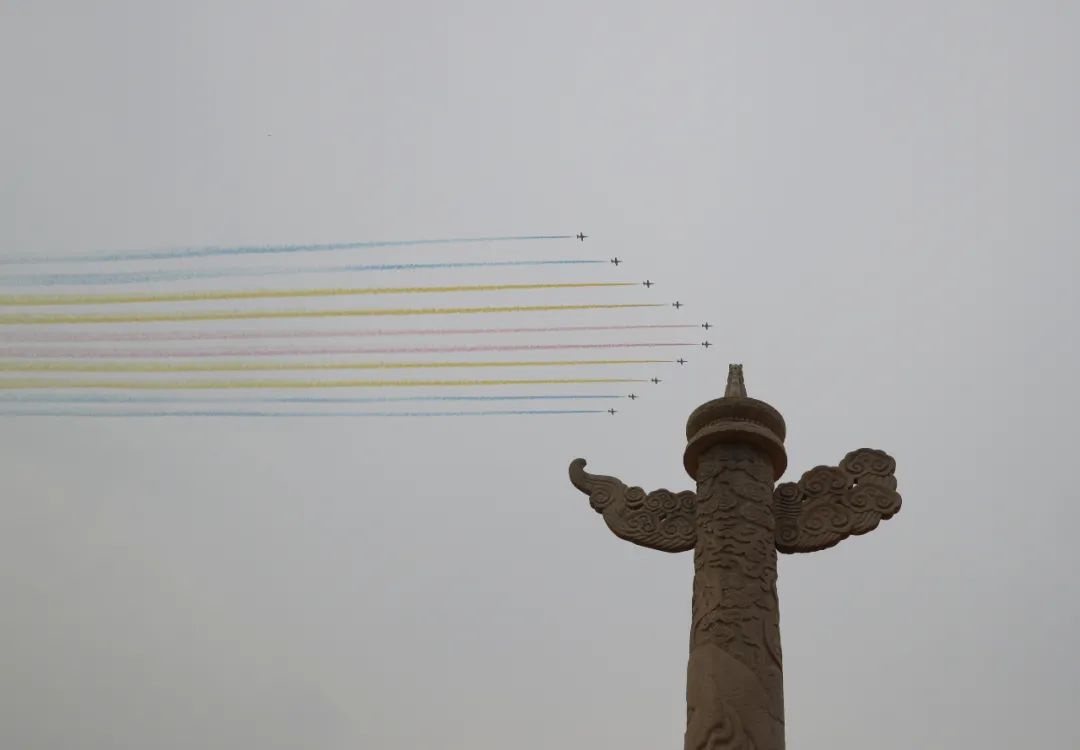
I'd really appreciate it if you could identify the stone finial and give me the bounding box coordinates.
[683,364,788,480]
[725,363,747,398]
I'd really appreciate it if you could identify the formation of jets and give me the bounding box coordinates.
[574,236,708,406]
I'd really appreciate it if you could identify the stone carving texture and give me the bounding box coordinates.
[773,449,902,554]
[566,365,901,750]
[569,458,697,552]
[686,443,783,750]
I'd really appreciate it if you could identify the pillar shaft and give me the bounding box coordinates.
[685,442,784,750]
[569,365,901,748]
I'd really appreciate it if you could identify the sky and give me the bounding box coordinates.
[2,2,1079,748]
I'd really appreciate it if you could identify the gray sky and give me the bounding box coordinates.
[2,2,1079,748]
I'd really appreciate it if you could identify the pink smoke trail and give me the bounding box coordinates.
[0,323,702,343]
[0,342,698,359]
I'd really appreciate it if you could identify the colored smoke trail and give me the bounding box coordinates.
[0,359,669,373]
[0,302,663,325]
[0,259,607,287]
[0,377,646,390]
[0,408,608,417]
[0,342,694,358]
[0,281,635,307]
[0,234,574,265]
[0,394,623,404]
[0,323,700,343]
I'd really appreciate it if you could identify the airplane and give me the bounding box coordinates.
[608,408,617,415]
[702,322,712,330]
[676,358,687,365]
[651,377,662,384]
[611,257,622,266]
[702,341,712,348]
[642,280,653,288]
[628,393,638,400]
[577,232,588,241]
[672,301,683,309]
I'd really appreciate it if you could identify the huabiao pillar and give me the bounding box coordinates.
[568,364,902,749]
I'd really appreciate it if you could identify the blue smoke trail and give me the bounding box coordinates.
[1,235,574,265]
[0,259,606,286]
[0,394,621,404]
[0,408,606,417]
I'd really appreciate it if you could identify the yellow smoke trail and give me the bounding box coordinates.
[0,359,669,373]
[0,377,645,390]
[0,282,636,307]
[0,302,662,325]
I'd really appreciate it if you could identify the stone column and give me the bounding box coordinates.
[684,443,784,749]
[681,369,788,749]
[566,364,902,750]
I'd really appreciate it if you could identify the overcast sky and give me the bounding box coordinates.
[2,2,1079,748]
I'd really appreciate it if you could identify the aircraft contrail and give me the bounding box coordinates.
[0,302,663,325]
[0,408,608,417]
[0,228,690,419]
[0,376,647,390]
[0,259,607,287]
[0,342,695,358]
[0,323,699,342]
[0,235,575,265]
[0,281,636,307]
[0,358,670,373]
[0,394,623,404]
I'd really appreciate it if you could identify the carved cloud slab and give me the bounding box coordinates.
[773,448,902,554]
